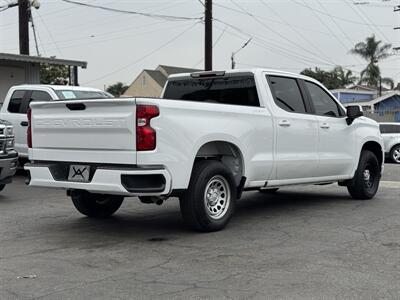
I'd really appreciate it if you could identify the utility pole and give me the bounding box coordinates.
[395,4,400,53]
[204,0,212,71]
[19,0,30,55]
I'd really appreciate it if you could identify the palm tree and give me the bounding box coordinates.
[333,66,357,87]
[351,35,392,88]
[106,82,129,97]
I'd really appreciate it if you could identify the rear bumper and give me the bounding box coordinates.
[25,162,172,196]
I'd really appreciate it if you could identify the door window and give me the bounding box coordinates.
[7,90,26,113]
[20,91,52,114]
[268,76,307,113]
[305,81,345,117]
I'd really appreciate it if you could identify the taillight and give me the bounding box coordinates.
[27,108,32,148]
[136,105,159,151]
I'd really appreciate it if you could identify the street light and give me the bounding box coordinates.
[231,38,252,69]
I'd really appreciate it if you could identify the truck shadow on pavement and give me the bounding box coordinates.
[33,189,355,248]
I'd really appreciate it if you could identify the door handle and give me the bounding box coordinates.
[320,123,330,129]
[278,120,291,127]
[20,121,28,127]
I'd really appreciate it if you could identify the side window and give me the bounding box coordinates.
[268,76,306,113]
[305,81,345,117]
[380,125,389,134]
[21,91,52,114]
[386,125,400,134]
[7,90,26,113]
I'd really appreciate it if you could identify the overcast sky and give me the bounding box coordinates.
[1,0,399,89]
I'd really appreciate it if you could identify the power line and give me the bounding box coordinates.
[347,0,391,43]
[259,0,335,65]
[35,10,63,56]
[4,21,196,53]
[214,21,362,75]
[294,0,393,27]
[214,20,336,67]
[84,21,200,84]
[60,0,202,21]
[297,0,362,66]
[30,13,40,56]
[229,0,338,67]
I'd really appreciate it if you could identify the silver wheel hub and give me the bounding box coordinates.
[393,149,400,163]
[204,175,230,220]
[363,169,371,182]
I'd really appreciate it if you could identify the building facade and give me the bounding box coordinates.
[0,53,87,102]
[124,65,201,98]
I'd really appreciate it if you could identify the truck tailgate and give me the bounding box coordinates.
[30,99,137,165]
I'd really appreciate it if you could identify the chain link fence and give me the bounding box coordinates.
[363,109,400,123]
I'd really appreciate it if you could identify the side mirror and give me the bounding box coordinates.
[346,105,363,125]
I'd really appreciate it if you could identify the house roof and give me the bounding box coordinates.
[330,88,377,95]
[144,69,167,87]
[343,91,400,106]
[0,52,87,68]
[157,65,201,76]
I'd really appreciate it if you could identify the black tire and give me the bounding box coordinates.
[390,144,400,164]
[179,160,237,232]
[70,190,124,218]
[259,188,279,193]
[347,150,381,200]
[0,184,5,192]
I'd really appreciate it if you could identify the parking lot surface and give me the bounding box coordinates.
[0,164,399,299]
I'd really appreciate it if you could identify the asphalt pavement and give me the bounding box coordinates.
[0,164,399,299]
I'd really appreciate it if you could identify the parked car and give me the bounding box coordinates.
[0,85,112,160]
[0,120,17,191]
[25,69,384,232]
[379,122,400,164]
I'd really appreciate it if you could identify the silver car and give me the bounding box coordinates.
[379,123,400,164]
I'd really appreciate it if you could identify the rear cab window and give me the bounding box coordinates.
[163,74,260,107]
[55,90,113,100]
[23,90,53,114]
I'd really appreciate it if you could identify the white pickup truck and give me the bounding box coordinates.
[25,69,384,232]
[0,85,112,160]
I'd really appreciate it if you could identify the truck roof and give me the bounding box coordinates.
[11,84,103,92]
[167,68,312,81]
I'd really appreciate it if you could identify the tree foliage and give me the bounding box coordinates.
[40,64,69,85]
[300,66,357,89]
[351,35,393,88]
[106,82,129,97]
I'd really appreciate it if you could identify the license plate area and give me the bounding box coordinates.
[68,165,91,182]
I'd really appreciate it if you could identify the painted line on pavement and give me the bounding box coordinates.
[380,181,400,189]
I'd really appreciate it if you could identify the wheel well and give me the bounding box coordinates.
[195,141,244,186]
[362,141,383,166]
[390,143,400,153]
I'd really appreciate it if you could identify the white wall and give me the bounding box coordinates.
[0,66,25,103]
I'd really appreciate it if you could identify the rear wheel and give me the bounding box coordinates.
[347,150,381,200]
[390,144,400,164]
[0,184,5,192]
[70,190,124,218]
[179,160,237,232]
